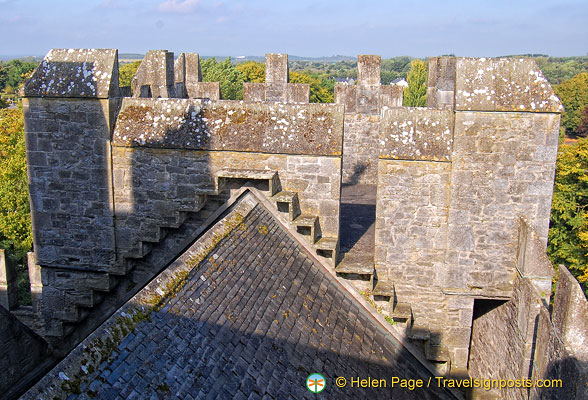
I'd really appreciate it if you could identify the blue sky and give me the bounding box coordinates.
[0,0,586,58]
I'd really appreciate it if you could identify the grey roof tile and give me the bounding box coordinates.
[33,203,458,399]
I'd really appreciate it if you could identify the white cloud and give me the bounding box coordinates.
[156,0,201,13]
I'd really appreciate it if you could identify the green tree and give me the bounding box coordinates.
[577,105,588,137]
[554,72,588,137]
[3,59,37,89]
[289,71,334,103]
[548,138,588,295]
[0,106,32,303]
[0,64,7,91]
[201,57,243,100]
[236,61,265,83]
[119,60,141,88]
[403,59,427,107]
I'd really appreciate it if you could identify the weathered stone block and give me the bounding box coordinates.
[24,48,120,98]
[131,50,176,98]
[426,57,456,109]
[265,53,288,84]
[379,107,453,161]
[243,83,266,102]
[357,55,381,86]
[187,82,220,100]
[552,266,588,361]
[380,85,403,108]
[455,58,563,112]
[334,84,356,113]
[286,83,310,103]
[174,53,201,86]
[113,98,344,156]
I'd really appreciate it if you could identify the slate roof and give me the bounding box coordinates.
[23,196,458,400]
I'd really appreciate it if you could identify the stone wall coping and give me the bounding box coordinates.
[24,48,119,99]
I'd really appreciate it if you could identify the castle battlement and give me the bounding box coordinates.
[2,48,586,400]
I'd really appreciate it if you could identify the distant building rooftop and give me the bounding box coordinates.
[391,77,408,87]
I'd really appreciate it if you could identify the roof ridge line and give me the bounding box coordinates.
[244,187,462,396]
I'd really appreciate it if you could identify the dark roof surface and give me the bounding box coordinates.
[48,203,457,399]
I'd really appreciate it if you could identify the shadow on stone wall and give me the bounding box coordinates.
[0,304,55,400]
[535,357,588,399]
[343,162,368,187]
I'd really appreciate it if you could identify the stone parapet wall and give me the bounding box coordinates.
[336,55,403,184]
[113,98,343,156]
[379,107,453,161]
[469,262,588,399]
[454,58,563,113]
[468,274,542,399]
[426,57,456,110]
[531,266,588,399]
[242,54,310,104]
[112,148,341,242]
[131,50,176,98]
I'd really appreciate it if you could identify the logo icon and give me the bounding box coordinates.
[306,373,326,393]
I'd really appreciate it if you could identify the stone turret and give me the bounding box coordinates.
[22,48,120,338]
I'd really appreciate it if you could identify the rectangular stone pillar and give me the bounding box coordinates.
[265,53,288,84]
[132,50,176,98]
[27,252,43,315]
[357,55,381,86]
[174,53,220,100]
[427,57,456,109]
[0,249,18,310]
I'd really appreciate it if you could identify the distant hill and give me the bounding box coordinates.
[118,53,145,60]
[0,55,43,62]
[203,55,356,62]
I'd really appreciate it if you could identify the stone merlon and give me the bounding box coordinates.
[23,48,119,99]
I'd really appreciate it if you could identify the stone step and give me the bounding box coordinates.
[314,236,339,268]
[124,241,154,260]
[335,253,373,275]
[391,302,412,322]
[141,226,168,244]
[425,343,451,363]
[293,214,319,243]
[216,169,279,195]
[68,290,104,308]
[408,320,430,341]
[162,210,189,229]
[272,190,300,221]
[56,306,90,323]
[372,280,395,297]
[45,320,75,338]
[86,273,119,292]
[334,262,373,275]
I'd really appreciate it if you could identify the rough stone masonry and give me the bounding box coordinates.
[1,47,585,400]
